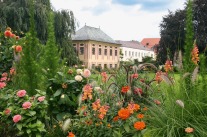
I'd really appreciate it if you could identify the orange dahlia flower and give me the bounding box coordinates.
[118,108,130,120]
[134,121,146,130]
[113,116,119,122]
[15,45,22,52]
[68,132,75,137]
[121,86,130,93]
[137,114,144,119]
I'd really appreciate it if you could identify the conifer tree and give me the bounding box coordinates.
[15,0,43,95]
[41,12,61,79]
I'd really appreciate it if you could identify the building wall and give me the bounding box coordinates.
[73,40,120,69]
[121,47,155,62]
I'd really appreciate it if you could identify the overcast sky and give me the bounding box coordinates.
[50,0,186,41]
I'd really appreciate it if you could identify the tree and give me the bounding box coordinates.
[41,12,61,80]
[157,9,186,64]
[14,0,43,95]
[0,0,78,65]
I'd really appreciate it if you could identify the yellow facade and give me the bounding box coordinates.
[73,40,121,69]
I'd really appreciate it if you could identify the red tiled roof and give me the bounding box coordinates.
[141,38,160,48]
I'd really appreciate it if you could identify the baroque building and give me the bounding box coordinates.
[72,25,121,69]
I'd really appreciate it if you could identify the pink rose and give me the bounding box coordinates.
[0,82,6,89]
[22,102,32,109]
[82,69,91,78]
[4,108,11,115]
[0,77,7,82]
[13,115,22,123]
[2,72,8,77]
[38,96,45,102]
[17,90,26,97]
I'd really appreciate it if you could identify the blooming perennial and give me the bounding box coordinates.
[13,115,22,123]
[38,96,45,102]
[82,69,91,78]
[22,102,32,109]
[118,108,130,120]
[101,72,108,82]
[191,45,199,65]
[164,60,173,72]
[134,121,146,130]
[121,86,130,93]
[185,127,194,133]
[82,84,93,100]
[17,90,27,97]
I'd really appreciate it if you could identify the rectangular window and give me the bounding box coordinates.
[115,64,117,68]
[115,50,117,56]
[104,64,107,68]
[129,51,131,56]
[80,44,84,55]
[125,51,127,56]
[132,52,134,56]
[99,48,102,55]
[92,64,95,69]
[80,47,84,55]
[92,47,95,55]
[104,49,107,55]
[110,64,112,68]
[135,52,137,57]
[110,49,112,56]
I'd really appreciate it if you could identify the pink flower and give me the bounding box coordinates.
[2,72,8,77]
[82,69,91,78]
[154,100,161,105]
[185,127,194,133]
[4,108,11,115]
[13,115,22,123]
[133,88,143,95]
[10,68,16,75]
[131,73,138,79]
[0,82,6,89]
[38,96,45,102]
[22,102,32,109]
[17,90,26,97]
[0,77,7,82]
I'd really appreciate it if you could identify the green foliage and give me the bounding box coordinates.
[0,89,48,137]
[157,9,186,64]
[54,10,78,65]
[41,12,61,80]
[46,67,88,121]
[183,0,194,72]
[14,0,44,95]
[0,0,78,66]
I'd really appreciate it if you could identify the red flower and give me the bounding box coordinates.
[131,73,138,79]
[4,30,12,37]
[15,45,22,52]
[121,86,130,93]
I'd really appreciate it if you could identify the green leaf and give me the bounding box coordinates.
[124,123,130,133]
[53,89,62,97]
[57,72,64,76]
[26,129,31,134]
[16,123,22,131]
[29,111,36,116]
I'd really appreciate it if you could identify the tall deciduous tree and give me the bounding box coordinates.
[157,10,186,64]
[0,0,78,65]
